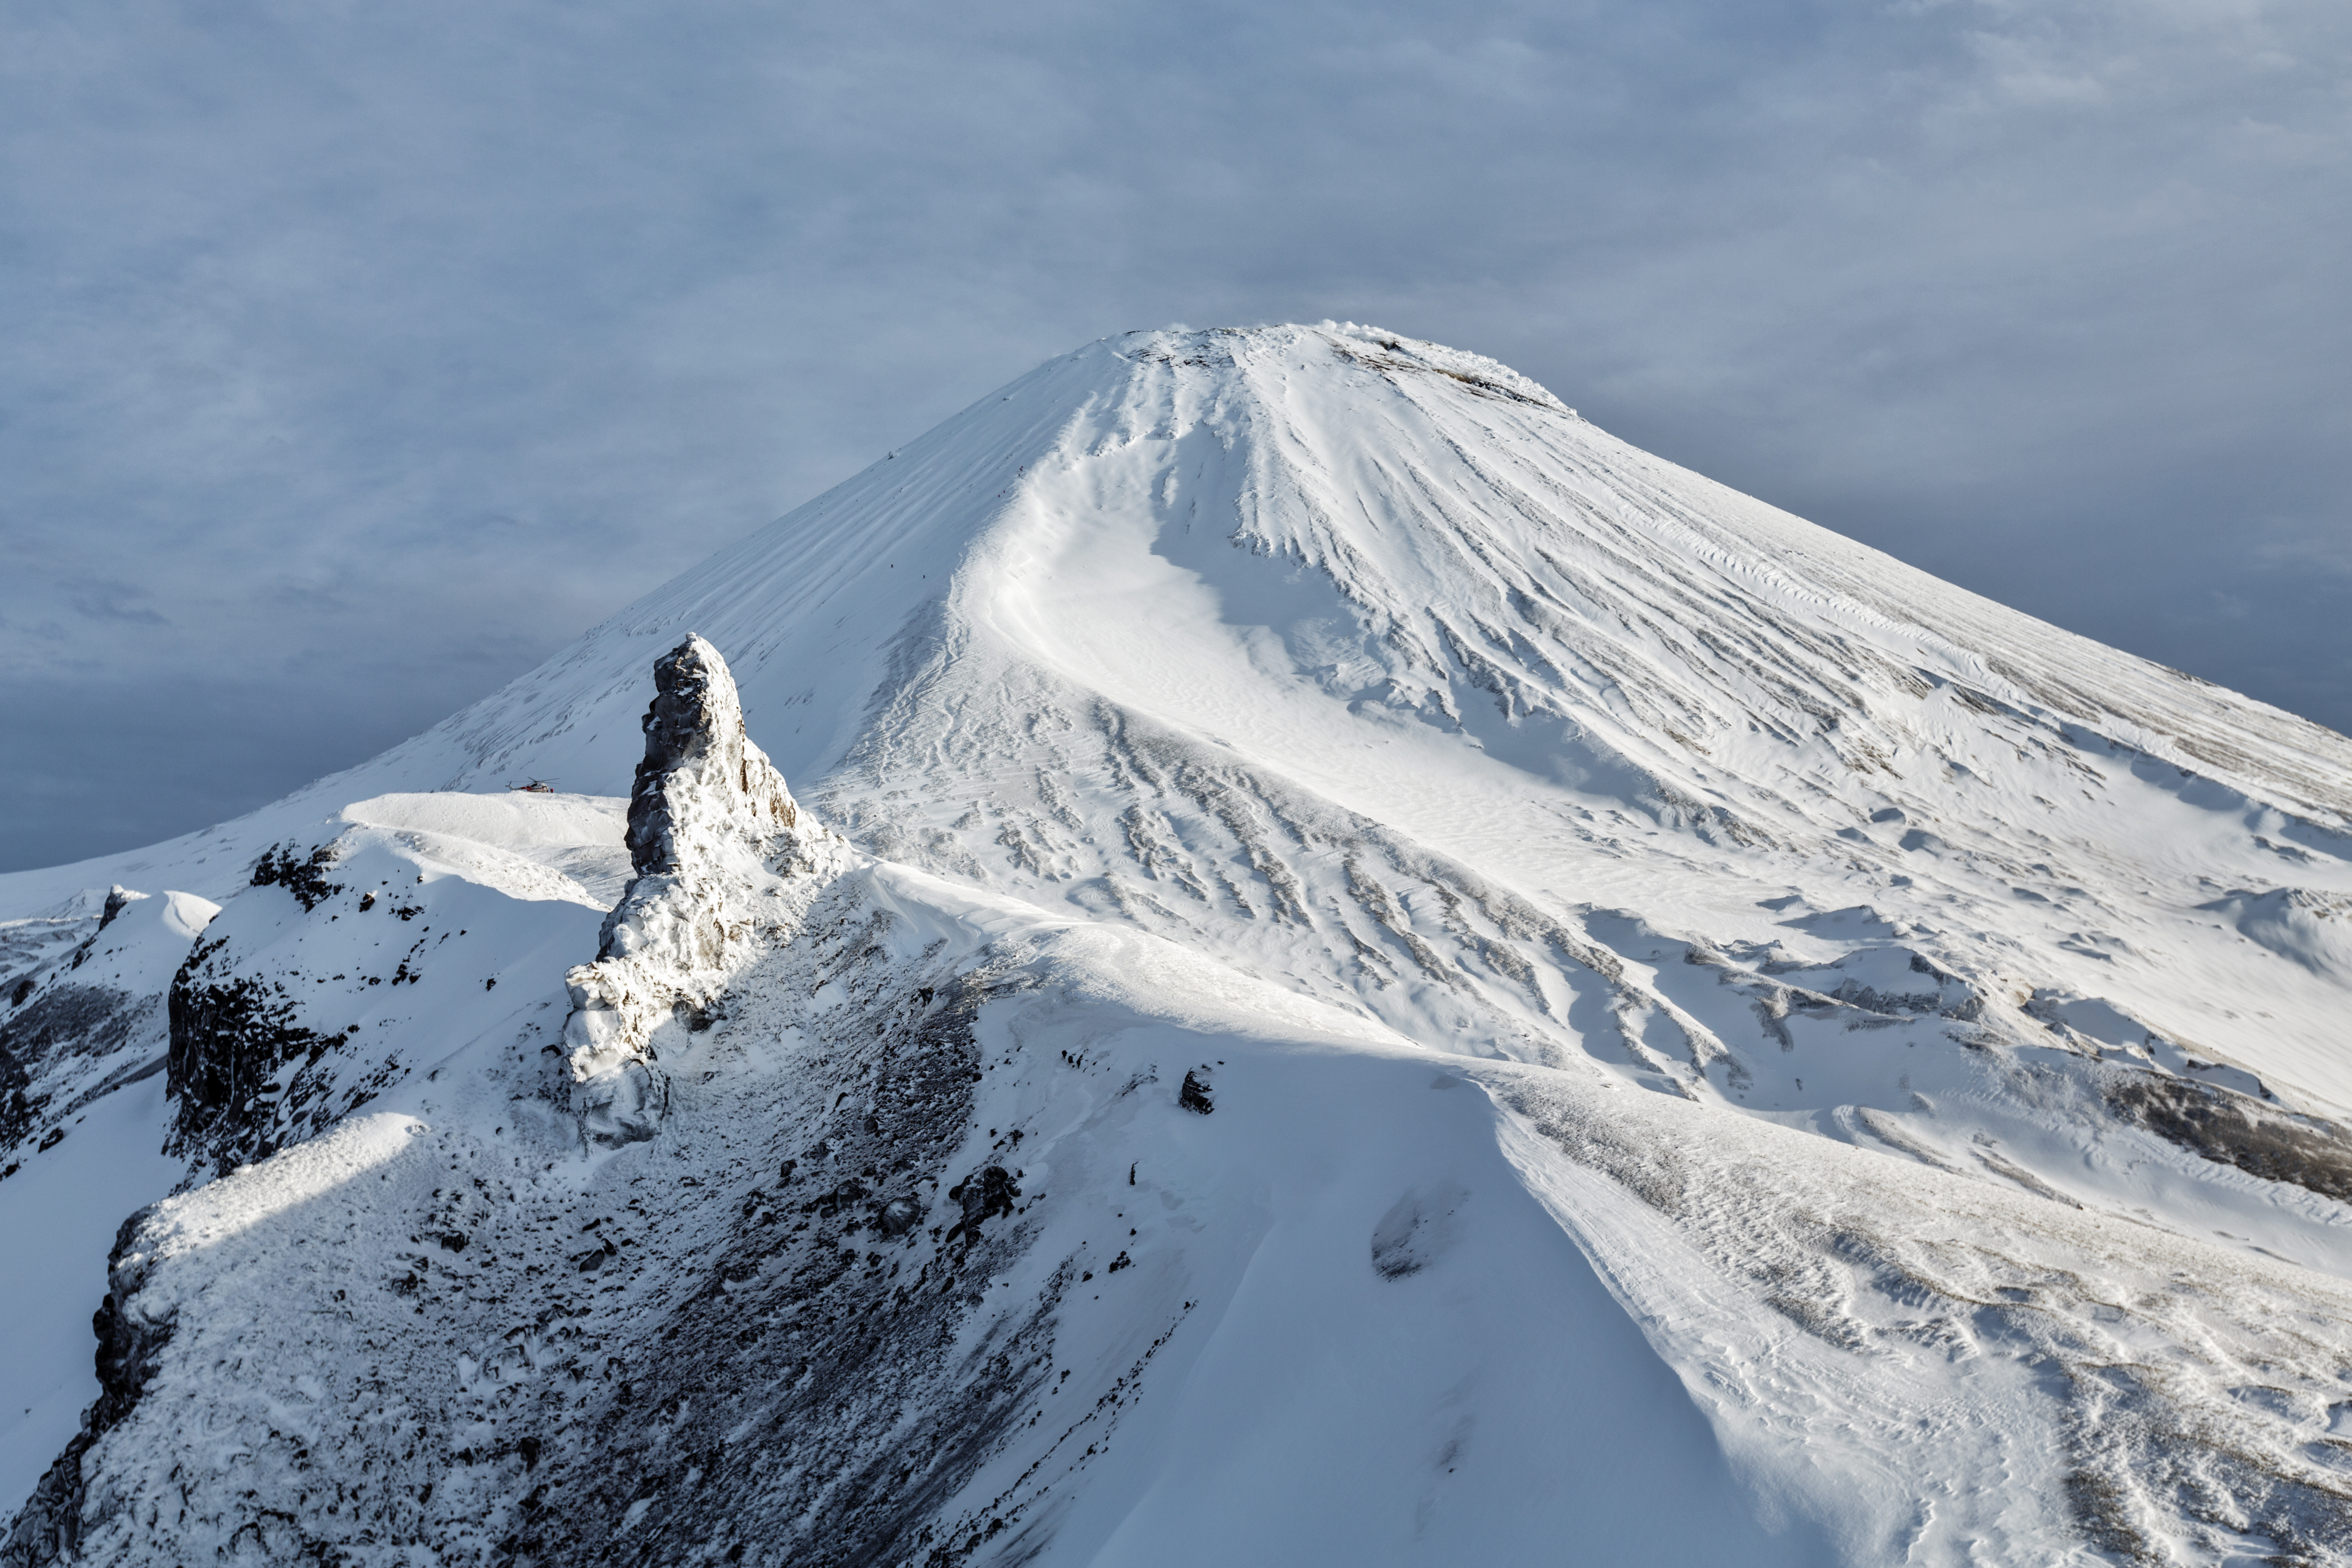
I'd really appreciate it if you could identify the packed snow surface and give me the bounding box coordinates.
[7,323,2352,1565]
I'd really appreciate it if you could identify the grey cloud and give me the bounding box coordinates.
[62,578,169,627]
[2,0,2347,869]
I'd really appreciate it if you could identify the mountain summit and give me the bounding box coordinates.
[6,325,2352,1564]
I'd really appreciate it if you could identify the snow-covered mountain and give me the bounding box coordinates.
[8,323,2352,1565]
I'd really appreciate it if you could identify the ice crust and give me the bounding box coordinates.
[6,325,2352,1564]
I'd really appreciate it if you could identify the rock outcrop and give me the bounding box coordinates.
[561,635,841,1143]
[2,1211,171,1568]
[1,888,219,1181]
[164,938,346,1174]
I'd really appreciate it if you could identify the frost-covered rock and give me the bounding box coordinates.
[165,822,611,1175]
[0,887,218,1174]
[561,635,845,1143]
[2,1209,167,1568]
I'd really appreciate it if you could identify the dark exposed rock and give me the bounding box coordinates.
[1179,1070,1214,1114]
[166,939,346,1174]
[945,1166,1019,1247]
[2106,1071,2352,1203]
[519,965,1051,1568]
[0,1043,34,1155]
[623,636,797,881]
[805,1178,869,1220]
[0,984,143,1072]
[627,643,712,877]
[0,983,153,1159]
[249,843,346,913]
[3,1209,172,1567]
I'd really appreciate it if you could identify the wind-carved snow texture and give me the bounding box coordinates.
[12,323,2352,1563]
[562,634,848,1145]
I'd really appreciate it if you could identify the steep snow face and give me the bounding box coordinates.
[10,325,2352,1564]
[214,322,2350,1173]
[19,323,2344,1113]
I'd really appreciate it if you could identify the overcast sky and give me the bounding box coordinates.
[5,0,2348,872]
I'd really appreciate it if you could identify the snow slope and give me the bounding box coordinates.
[8,324,2352,1564]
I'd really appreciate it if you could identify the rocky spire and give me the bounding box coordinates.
[622,634,798,879]
[562,635,837,1144]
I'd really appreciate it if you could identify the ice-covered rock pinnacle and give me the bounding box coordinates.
[622,634,798,876]
[561,635,841,1144]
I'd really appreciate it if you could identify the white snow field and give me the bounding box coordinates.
[6,323,2352,1565]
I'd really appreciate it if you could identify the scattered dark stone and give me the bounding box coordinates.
[805,1178,869,1220]
[1179,1071,1214,1115]
[439,1233,468,1252]
[1,983,141,1123]
[942,1166,1018,1246]
[8,978,31,1008]
[876,1198,922,1237]
[35,1128,62,1152]
[0,1045,39,1153]
[1106,1251,1133,1273]
[528,962,1033,1568]
[2064,1468,2150,1560]
[250,843,346,913]
[2107,1071,2352,1203]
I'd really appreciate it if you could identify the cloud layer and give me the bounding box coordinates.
[5,0,2348,870]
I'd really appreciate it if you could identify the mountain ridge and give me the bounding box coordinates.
[7,324,2352,1563]
[9,323,2350,915]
